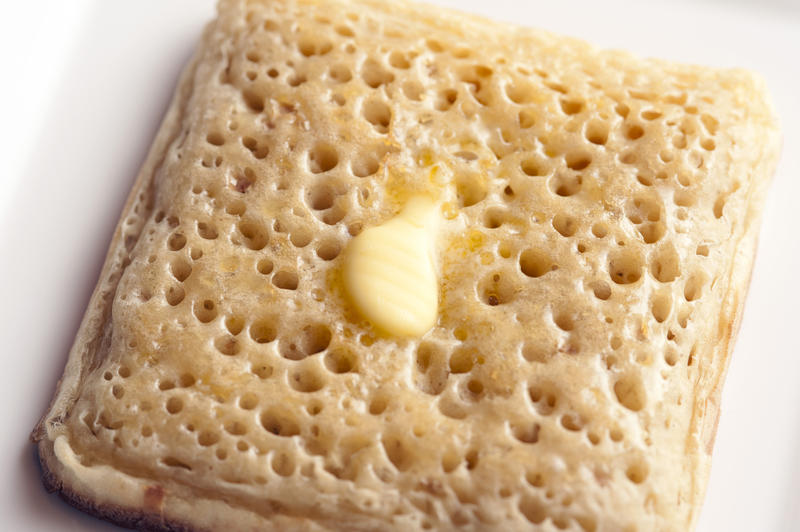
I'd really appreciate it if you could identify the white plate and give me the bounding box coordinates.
[1,1,797,530]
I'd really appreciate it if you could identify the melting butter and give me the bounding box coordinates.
[343,196,440,337]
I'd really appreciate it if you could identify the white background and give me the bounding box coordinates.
[0,1,797,530]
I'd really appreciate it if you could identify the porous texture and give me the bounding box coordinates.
[34,0,780,530]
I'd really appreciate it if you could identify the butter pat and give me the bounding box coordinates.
[344,196,440,337]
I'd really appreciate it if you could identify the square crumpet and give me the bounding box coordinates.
[33,0,780,530]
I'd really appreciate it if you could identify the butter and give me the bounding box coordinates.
[343,196,440,337]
